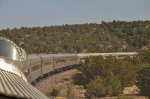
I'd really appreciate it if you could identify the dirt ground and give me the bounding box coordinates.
[33,69,80,97]
[33,69,148,99]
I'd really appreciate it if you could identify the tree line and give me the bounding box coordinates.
[0,20,150,54]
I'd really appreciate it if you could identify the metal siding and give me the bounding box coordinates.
[27,55,42,83]
[39,54,53,75]
[53,56,66,70]
[0,69,48,99]
[30,68,42,83]
[78,52,137,58]
[28,55,41,67]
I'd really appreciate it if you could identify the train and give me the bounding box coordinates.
[23,54,80,83]
[0,37,49,99]
[23,52,137,83]
[0,37,81,99]
[0,37,137,99]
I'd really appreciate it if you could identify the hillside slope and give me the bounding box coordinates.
[0,20,150,53]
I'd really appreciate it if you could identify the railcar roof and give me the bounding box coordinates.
[50,54,78,57]
[0,69,48,99]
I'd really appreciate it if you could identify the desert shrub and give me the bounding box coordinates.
[74,56,105,85]
[116,59,138,87]
[74,55,142,98]
[137,65,150,97]
[66,84,76,99]
[73,73,88,85]
[85,76,107,98]
[105,75,122,96]
[50,87,60,97]
[74,56,139,86]
[85,75,122,98]
[139,49,150,64]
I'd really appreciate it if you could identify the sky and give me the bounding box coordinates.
[0,0,150,29]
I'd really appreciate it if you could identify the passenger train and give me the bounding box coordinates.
[23,54,80,83]
[0,37,137,99]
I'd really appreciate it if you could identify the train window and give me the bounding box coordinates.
[66,58,78,62]
[43,61,51,66]
[32,64,40,71]
[24,69,30,76]
[69,58,78,61]
[54,59,65,64]
[0,40,20,60]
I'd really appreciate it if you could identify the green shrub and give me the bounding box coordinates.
[74,56,105,85]
[137,65,150,97]
[85,75,122,98]
[74,55,142,98]
[106,75,122,96]
[73,73,88,85]
[85,76,107,98]
[75,55,139,87]
[139,49,150,64]
[50,87,60,97]
[116,59,138,87]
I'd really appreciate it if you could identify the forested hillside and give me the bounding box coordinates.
[0,20,150,54]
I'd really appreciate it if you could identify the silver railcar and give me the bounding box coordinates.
[0,37,49,99]
[24,54,79,83]
[39,54,53,75]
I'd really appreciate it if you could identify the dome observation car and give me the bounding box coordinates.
[0,37,27,81]
[0,37,49,99]
[0,37,21,61]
